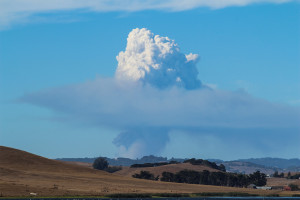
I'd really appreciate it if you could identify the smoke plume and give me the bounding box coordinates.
[19,28,300,158]
[116,28,201,90]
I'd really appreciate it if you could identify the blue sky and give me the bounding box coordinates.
[0,0,299,160]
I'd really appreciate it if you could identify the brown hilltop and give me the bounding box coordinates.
[115,163,220,178]
[0,146,97,173]
[0,146,288,197]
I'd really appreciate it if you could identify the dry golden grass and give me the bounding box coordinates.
[0,146,298,197]
[266,177,300,187]
[63,161,93,168]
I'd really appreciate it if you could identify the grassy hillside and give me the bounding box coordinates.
[222,161,278,175]
[237,158,300,170]
[115,162,220,178]
[1,146,299,197]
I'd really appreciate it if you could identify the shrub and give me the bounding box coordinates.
[104,166,122,173]
[93,157,108,170]
[290,174,300,179]
[289,184,299,191]
[132,170,159,180]
[160,171,175,182]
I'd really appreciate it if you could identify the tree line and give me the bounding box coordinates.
[133,170,267,187]
[183,158,226,172]
[130,161,179,168]
[130,158,225,172]
[160,170,266,187]
[273,171,300,179]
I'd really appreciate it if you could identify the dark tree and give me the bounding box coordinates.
[201,170,210,185]
[249,171,266,186]
[290,174,300,179]
[237,173,250,187]
[132,171,158,180]
[279,172,284,178]
[219,164,226,172]
[174,170,201,184]
[161,172,175,182]
[289,184,299,191]
[273,171,279,177]
[93,157,108,170]
[105,166,122,173]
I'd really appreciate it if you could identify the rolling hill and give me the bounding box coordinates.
[114,162,221,178]
[221,161,279,175]
[1,146,299,197]
[237,158,300,170]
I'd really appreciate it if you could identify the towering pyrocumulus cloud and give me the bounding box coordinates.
[116,28,201,90]
[113,28,202,157]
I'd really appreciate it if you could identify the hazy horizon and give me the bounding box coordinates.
[54,154,300,161]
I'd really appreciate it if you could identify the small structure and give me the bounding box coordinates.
[30,192,37,196]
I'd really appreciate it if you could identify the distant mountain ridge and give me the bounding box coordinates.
[236,158,300,169]
[215,158,300,173]
[57,155,186,167]
[220,161,279,175]
[57,156,300,174]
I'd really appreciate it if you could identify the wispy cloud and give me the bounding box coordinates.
[0,0,297,30]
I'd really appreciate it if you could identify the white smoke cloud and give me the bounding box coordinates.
[0,0,297,30]
[20,78,300,129]
[113,129,170,158]
[19,78,300,158]
[116,28,201,90]
[19,28,300,158]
